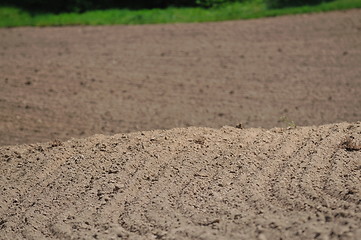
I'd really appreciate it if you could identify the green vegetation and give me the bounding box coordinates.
[265,0,334,8]
[0,0,360,27]
[1,0,238,12]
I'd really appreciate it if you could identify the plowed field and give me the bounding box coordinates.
[1,9,360,146]
[0,9,361,240]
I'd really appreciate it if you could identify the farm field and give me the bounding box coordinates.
[0,9,361,239]
[1,9,360,146]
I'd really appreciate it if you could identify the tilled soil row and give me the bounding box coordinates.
[0,122,360,239]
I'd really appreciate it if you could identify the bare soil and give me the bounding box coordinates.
[1,122,361,239]
[1,9,361,146]
[0,9,361,240]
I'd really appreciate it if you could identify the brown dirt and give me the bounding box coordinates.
[1,9,361,146]
[1,9,361,240]
[1,122,361,239]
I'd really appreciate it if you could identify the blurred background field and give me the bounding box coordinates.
[1,0,361,27]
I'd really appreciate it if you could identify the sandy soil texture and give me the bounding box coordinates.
[1,122,361,239]
[1,10,361,146]
[0,9,361,240]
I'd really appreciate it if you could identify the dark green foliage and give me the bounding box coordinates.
[0,0,337,12]
[0,0,239,12]
[0,0,106,12]
[196,0,237,8]
[265,0,335,9]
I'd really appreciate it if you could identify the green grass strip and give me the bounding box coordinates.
[1,0,361,27]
